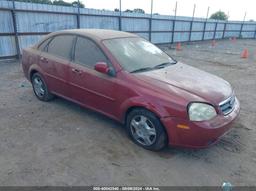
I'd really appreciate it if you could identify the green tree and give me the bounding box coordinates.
[52,0,70,6]
[124,9,133,13]
[14,0,85,7]
[15,0,52,4]
[133,8,145,14]
[124,8,145,14]
[71,1,85,8]
[210,11,228,20]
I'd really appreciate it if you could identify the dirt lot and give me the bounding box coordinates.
[0,39,255,186]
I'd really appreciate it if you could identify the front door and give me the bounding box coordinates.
[68,36,117,117]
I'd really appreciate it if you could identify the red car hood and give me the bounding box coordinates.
[136,62,233,105]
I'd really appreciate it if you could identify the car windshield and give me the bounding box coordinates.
[103,37,176,73]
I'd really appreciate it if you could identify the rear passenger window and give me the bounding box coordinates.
[74,37,107,68]
[47,35,74,60]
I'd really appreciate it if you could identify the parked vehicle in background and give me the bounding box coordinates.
[22,29,240,151]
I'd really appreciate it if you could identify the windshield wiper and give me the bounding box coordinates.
[130,61,177,73]
[130,67,153,73]
[153,61,177,69]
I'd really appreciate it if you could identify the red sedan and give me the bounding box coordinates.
[22,29,240,151]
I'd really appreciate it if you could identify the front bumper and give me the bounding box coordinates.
[161,98,240,148]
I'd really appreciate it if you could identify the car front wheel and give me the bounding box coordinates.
[126,109,167,151]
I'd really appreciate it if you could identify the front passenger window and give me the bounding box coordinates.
[74,37,107,68]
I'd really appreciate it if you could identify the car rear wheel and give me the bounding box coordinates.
[126,109,167,151]
[32,73,54,101]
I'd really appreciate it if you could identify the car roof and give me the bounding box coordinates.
[49,29,139,41]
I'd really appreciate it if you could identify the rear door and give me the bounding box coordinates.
[39,34,75,97]
[68,36,117,116]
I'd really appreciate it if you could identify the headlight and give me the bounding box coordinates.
[188,102,217,121]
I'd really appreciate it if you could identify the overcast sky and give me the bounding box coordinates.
[65,0,256,21]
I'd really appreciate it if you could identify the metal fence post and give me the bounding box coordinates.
[239,23,243,38]
[188,4,196,42]
[254,24,256,39]
[239,12,246,38]
[213,20,218,40]
[202,7,209,41]
[11,0,20,59]
[149,0,153,42]
[76,0,80,28]
[222,12,229,39]
[222,21,227,39]
[171,1,177,44]
[118,0,122,31]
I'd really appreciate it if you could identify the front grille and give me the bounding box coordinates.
[219,95,236,115]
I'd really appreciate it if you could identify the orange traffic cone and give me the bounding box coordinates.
[241,48,249,58]
[176,42,182,51]
[231,37,237,43]
[211,40,216,47]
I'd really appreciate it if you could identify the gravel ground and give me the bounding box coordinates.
[0,39,255,186]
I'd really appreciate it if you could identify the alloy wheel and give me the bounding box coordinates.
[130,115,157,146]
[33,76,45,98]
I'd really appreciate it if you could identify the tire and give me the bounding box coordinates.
[126,108,167,151]
[31,72,54,101]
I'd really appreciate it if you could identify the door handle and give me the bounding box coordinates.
[71,68,82,75]
[40,57,48,63]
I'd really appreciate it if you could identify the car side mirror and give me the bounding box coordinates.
[94,62,116,77]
